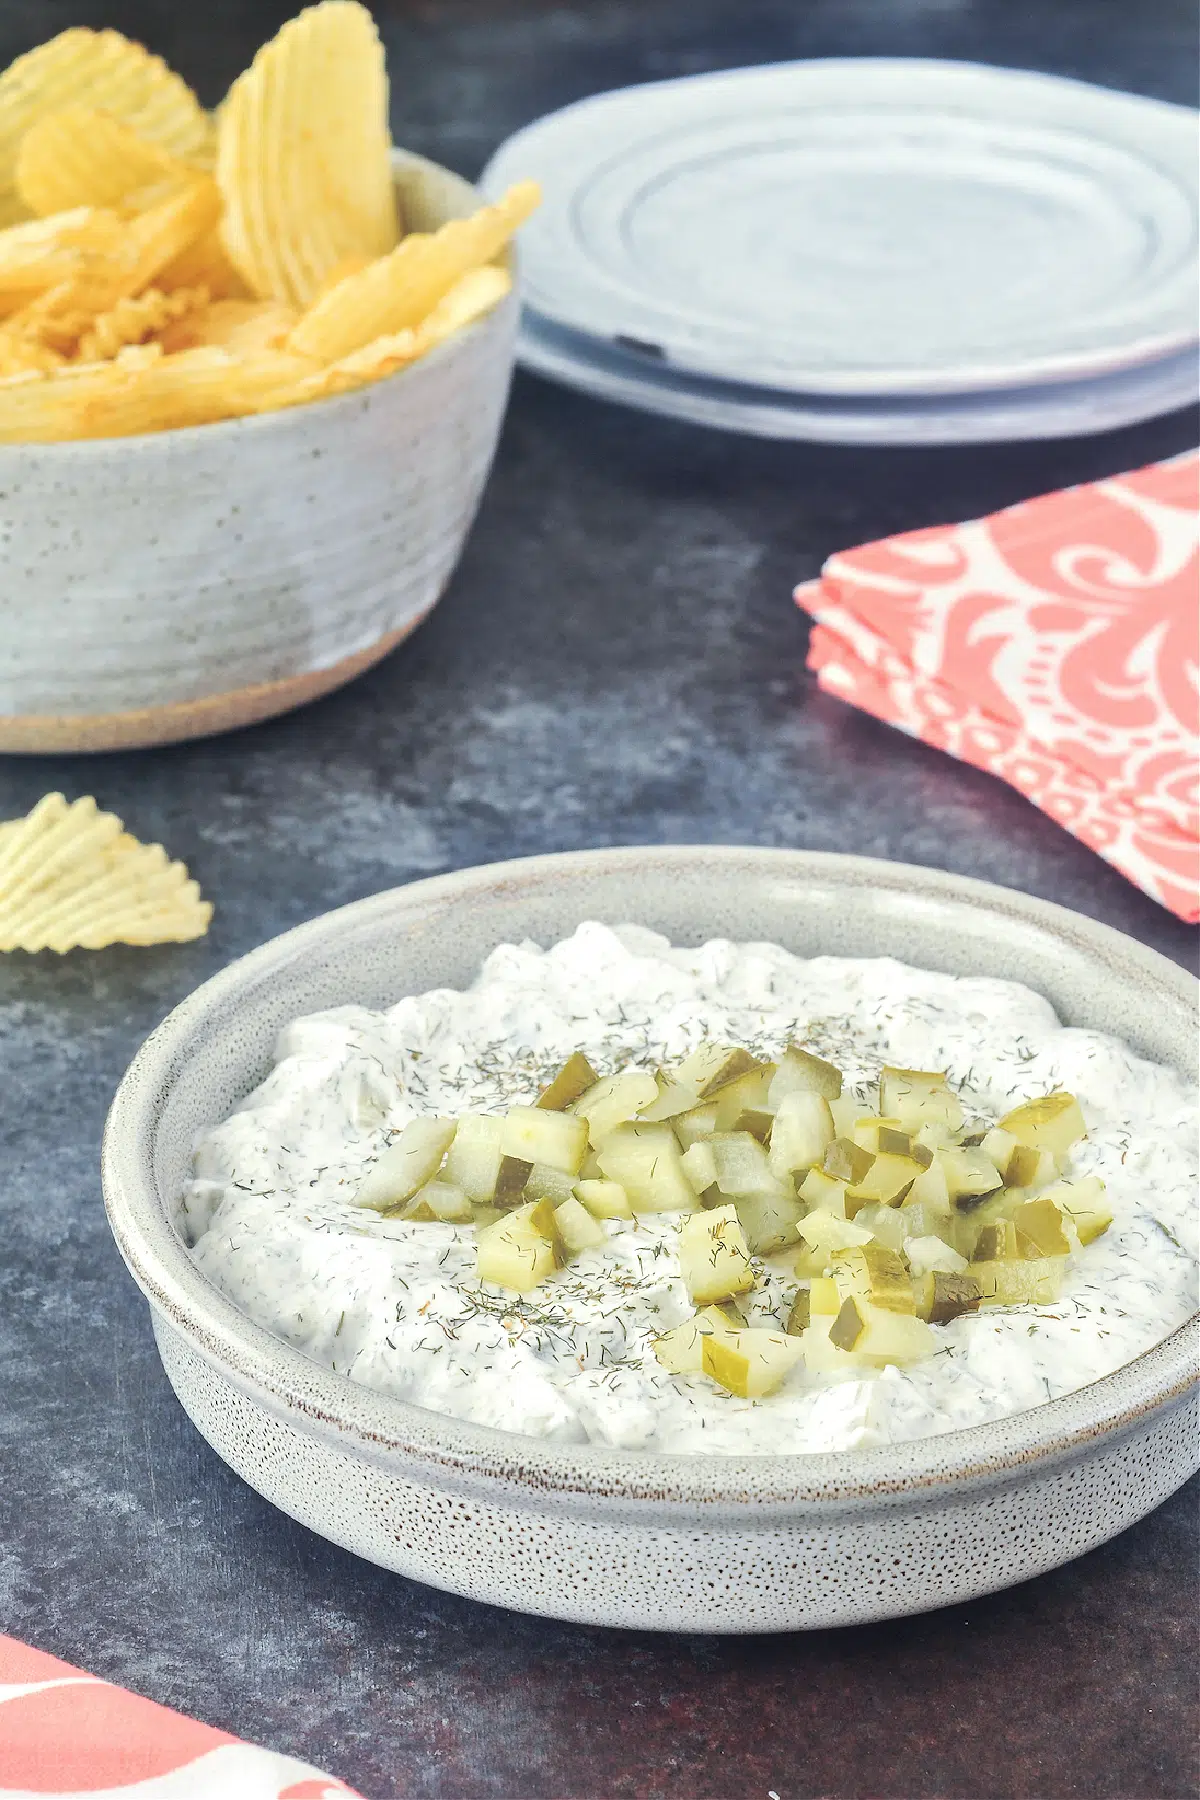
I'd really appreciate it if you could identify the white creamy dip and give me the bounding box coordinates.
[182,923,1198,1454]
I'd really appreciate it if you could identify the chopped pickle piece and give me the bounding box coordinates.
[1040,1176,1112,1246]
[973,1256,1066,1306]
[844,1151,924,1213]
[768,1045,843,1104]
[678,1044,766,1100]
[786,1287,811,1336]
[702,1327,802,1398]
[712,1065,777,1130]
[677,1203,755,1305]
[939,1145,1005,1206]
[443,1114,504,1203]
[578,1148,604,1182]
[904,1154,952,1216]
[501,1106,588,1175]
[535,1051,598,1111]
[829,1296,865,1351]
[399,1179,472,1223]
[574,1178,633,1220]
[828,1295,938,1365]
[879,1067,964,1134]
[639,1076,702,1123]
[734,1186,804,1255]
[972,1219,1019,1262]
[916,1270,982,1324]
[979,1126,1058,1190]
[596,1122,697,1213]
[574,1070,659,1145]
[809,1277,841,1315]
[709,1131,790,1200]
[830,1242,915,1314]
[680,1140,719,1194]
[354,1117,458,1211]
[852,1117,904,1151]
[525,1161,577,1206]
[733,1107,775,1144]
[472,1203,503,1230]
[904,1234,969,1277]
[651,1304,739,1375]
[849,1202,908,1252]
[554,1195,607,1256]
[768,1091,835,1183]
[493,1154,533,1209]
[475,1198,561,1292]
[795,1208,873,1260]
[1011,1196,1071,1259]
[823,1137,876,1186]
[673,1102,720,1148]
[797,1166,848,1216]
[897,1199,954,1244]
[997,1090,1086,1155]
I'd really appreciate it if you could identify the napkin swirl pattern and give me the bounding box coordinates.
[799,453,1199,921]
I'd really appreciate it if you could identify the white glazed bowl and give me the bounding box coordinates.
[0,152,517,753]
[102,848,1199,1632]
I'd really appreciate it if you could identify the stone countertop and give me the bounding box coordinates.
[0,0,1196,1794]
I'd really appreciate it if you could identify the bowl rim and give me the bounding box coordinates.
[0,147,515,462]
[102,845,1200,1514]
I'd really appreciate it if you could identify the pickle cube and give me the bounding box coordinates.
[1011,1196,1072,1258]
[444,1114,504,1203]
[768,1091,835,1182]
[830,1241,915,1314]
[501,1106,588,1175]
[574,1178,633,1220]
[973,1256,1066,1306]
[997,1090,1086,1155]
[596,1122,697,1213]
[554,1195,607,1256]
[535,1052,599,1112]
[702,1327,802,1398]
[651,1304,740,1375]
[879,1067,964,1134]
[574,1070,659,1145]
[677,1203,755,1305]
[399,1179,472,1223]
[354,1117,458,1211]
[823,1137,875,1185]
[475,1199,562,1292]
[916,1270,982,1324]
[768,1045,843,1104]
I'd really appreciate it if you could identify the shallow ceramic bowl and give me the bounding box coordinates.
[0,152,517,753]
[103,848,1199,1632]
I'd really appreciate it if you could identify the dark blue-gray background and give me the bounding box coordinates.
[0,2,1196,1794]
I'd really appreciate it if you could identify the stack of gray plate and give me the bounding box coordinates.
[481,59,1200,443]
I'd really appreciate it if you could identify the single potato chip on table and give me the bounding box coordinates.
[0,792,211,952]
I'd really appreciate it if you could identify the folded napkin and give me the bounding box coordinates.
[796,452,1199,922]
[0,1636,359,1799]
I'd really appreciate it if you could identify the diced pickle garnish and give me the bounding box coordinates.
[702,1327,802,1397]
[493,1154,533,1208]
[476,1199,561,1292]
[831,1241,915,1314]
[536,1051,599,1111]
[844,1151,924,1213]
[829,1296,865,1352]
[769,1091,835,1182]
[786,1287,811,1336]
[687,1046,766,1099]
[917,1270,982,1324]
[997,1090,1086,1155]
[733,1107,774,1144]
[823,1137,875,1185]
[677,1204,755,1305]
[769,1045,843,1103]
[574,1178,633,1220]
[355,1117,458,1211]
[501,1106,588,1175]
[554,1195,606,1255]
[972,1220,1018,1262]
[973,1257,1066,1306]
[596,1122,697,1213]
[1011,1196,1071,1258]
[879,1067,964,1134]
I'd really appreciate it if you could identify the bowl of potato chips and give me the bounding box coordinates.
[0,4,538,752]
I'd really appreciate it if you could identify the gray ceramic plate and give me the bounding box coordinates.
[483,60,1199,398]
[102,849,1199,1632]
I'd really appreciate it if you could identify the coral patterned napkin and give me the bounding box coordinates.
[796,452,1200,922]
[0,1636,360,1800]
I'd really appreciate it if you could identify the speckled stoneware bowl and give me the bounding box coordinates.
[102,848,1199,1632]
[0,151,517,754]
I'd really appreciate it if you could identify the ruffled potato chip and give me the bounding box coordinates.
[0,343,315,442]
[0,29,211,226]
[76,284,208,361]
[216,0,398,306]
[158,295,296,354]
[260,263,511,412]
[15,105,199,216]
[286,182,535,362]
[0,792,212,953]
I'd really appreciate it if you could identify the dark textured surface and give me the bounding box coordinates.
[0,1,1197,1795]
